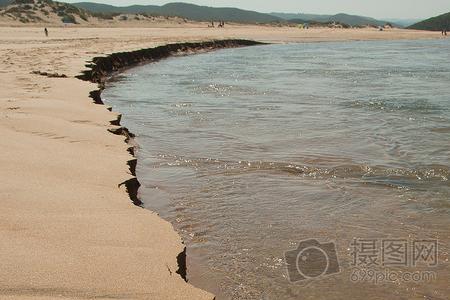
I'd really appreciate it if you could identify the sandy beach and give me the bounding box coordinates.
[0,25,442,299]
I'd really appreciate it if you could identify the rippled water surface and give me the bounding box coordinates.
[103,40,450,299]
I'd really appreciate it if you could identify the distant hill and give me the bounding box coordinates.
[271,12,327,21]
[408,12,450,31]
[385,18,421,27]
[272,12,393,27]
[71,2,159,14]
[328,13,392,27]
[73,2,283,23]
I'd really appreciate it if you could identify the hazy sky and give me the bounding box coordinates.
[60,0,450,19]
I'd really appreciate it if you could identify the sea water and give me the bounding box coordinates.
[103,39,450,300]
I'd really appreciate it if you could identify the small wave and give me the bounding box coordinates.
[155,154,449,188]
[342,98,442,114]
[430,127,450,133]
[193,83,268,97]
[171,102,193,108]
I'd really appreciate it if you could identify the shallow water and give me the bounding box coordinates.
[103,40,450,300]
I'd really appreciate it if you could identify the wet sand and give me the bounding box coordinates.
[0,25,442,299]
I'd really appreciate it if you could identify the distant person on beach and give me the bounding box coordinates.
[44,28,48,37]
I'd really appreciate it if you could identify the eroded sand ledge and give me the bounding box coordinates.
[77,38,264,282]
[0,26,441,300]
[78,39,264,84]
[78,39,263,205]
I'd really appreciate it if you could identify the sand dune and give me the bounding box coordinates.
[0,25,441,299]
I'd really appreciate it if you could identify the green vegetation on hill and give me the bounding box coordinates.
[408,12,450,31]
[328,13,389,27]
[0,0,90,23]
[71,2,159,14]
[73,2,283,23]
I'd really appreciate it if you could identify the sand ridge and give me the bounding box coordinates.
[0,25,443,299]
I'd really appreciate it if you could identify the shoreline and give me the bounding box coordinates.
[78,38,265,283]
[0,26,444,299]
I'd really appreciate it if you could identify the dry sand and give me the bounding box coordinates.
[0,25,442,299]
